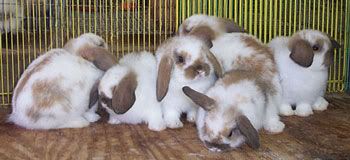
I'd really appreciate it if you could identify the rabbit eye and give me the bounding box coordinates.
[312,45,320,51]
[228,130,233,137]
[98,43,104,47]
[176,55,185,64]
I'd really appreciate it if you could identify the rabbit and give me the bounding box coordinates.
[268,29,340,117]
[182,69,269,152]
[183,25,285,133]
[98,51,167,131]
[155,35,223,129]
[181,34,286,152]
[8,33,117,129]
[0,0,23,34]
[178,14,244,39]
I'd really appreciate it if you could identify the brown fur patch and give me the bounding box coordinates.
[288,38,314,67]
[111,72,138,114]
[237,115,260,149]
[188,26,215,48]
[241,35,274,62]
[88,80,100,109]
[13,51,61,104]
[207,51,223,78]
[184,59,210,80]
[27,77,71,121]
[156,56,173,101]
[323,38,340,67]
[77,46,117,71]
[219,19,245,33]
[182,86,215,111]
[222,70,275,96]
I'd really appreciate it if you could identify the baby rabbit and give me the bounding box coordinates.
[98,51,166,131]
[178,14,244,38]
[269,29,340,117]
[181,34,286,152]
[156,35,223,128]
[9,33,116,129]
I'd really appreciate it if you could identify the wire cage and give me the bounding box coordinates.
[0,0,349,108]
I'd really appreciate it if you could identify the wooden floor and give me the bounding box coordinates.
[0,94,349,160]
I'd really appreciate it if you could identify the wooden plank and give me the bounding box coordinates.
[0,95,349,159]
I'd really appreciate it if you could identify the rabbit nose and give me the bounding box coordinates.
[195,64,210,76]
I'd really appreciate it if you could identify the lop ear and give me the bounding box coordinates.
[289,39,314,67]
[88,80,100,109]
[237,115,260,149]
[156,56,173,101]
[206,51,223,78]
[222,19,245,33]
[188,26,215,48]
[111,72,138,114]
[182,86,216,111]
[79,47,117,71]
[330,38,341,49]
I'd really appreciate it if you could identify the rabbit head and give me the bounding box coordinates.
[288,29,340,70]
[156,35,223,101]
[178,14,244,38]
[182,86,260,152]
[64,33,116,71]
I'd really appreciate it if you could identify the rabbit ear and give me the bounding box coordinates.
[156,56,173,101]
[330,38,340,49]
[189,26,215,48]
[237,115,260,149]
[223,20,245,33]
[80,47,117,71]
[182,86,215,111]
[88,80,100,109]
[206,51,223,78]
[111,72,138,114]
[289,39,314,67]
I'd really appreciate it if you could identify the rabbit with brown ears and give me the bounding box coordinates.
[155,34,223,129]
[8,33,116,129]
[269,30,340,117]
[181,33,285,152]
[98,51,167,131]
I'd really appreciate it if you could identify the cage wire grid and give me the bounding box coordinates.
[0,0,349,108]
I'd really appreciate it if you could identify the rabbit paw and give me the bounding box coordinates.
[295,103,313,117]
[186,110,197,123]
[148,121,166,131]
[313,97,328,111]
[59,117,90,129]
[83,112,101,122]
[165,118,184,129]
[264,120,285,134]
[279,103,294,116]
[108,117,121,124]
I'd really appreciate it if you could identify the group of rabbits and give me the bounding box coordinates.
[9,14,340,152]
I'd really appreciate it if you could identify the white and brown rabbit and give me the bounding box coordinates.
[8,33,116,129]
[155,35,223,128]
[98,51,166,131]
[181,29,286,152]
[269,29,340,117]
